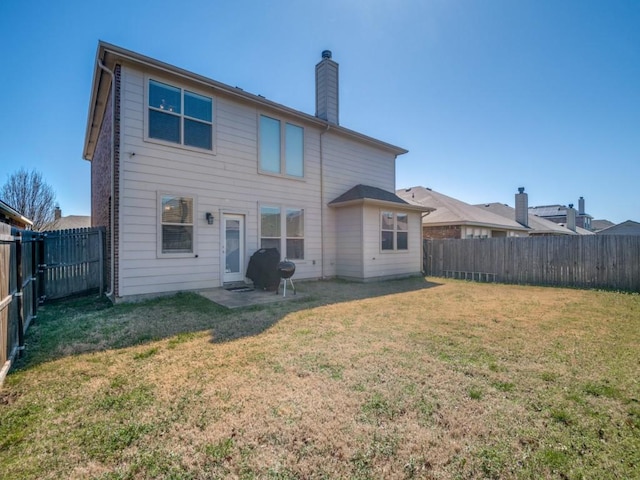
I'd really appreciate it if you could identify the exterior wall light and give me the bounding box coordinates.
[206,212,214,225]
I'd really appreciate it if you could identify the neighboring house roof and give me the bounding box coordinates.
[529,204,566,217]
[596,220,640,236]
[557,224,595,235]
[84,42,408,163]
[42,215,91,231]
[397,186,529,231]
[530,204,593,219]
[475,202,576,235]
[329,184,431,212]
[592,219,616,232]
[0,198,33,228]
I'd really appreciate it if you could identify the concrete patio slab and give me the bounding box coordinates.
[198,286,305,309]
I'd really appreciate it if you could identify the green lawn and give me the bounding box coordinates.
[1,278,639,479]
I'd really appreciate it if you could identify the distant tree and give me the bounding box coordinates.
[1,168,57,230]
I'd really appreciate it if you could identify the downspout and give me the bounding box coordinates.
[319,123,330,279]
[97,60,115,298]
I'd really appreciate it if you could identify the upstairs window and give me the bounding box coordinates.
[148,79,213,150]
[381,212,409,252]
[259,115,304,177]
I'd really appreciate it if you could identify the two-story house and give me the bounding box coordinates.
[83,42,427,302]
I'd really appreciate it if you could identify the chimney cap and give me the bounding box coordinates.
[321,50,332,59]
[569,203,574,209]
[518,187,525,194]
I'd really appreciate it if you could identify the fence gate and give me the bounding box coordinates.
[41,227,105,301]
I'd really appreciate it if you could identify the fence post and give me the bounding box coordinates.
[15,231,25,357]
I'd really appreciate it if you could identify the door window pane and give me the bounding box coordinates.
[225,219,240,273]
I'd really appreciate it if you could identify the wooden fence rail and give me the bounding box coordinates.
[424,236,640,292]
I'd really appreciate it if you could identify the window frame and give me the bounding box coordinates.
[380,211,410,253]
[259,204,305,260]
[258,114,304,179]
[157,192,197,258]
[145,76,216,154]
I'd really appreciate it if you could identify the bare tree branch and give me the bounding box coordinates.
[1,168,57,230]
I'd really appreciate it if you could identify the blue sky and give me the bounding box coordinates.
[1,0,638,223]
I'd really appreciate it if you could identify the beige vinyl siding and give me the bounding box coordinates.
[362,207,423,279]
[116,64,402,297]
[319,135,397,277]
[335,205,364,279]
[118,66,325,297]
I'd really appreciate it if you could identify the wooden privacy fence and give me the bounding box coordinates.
[1,225,105,384]
[424,235,640,292]
[1,225,40,384]
[41,227,105,301]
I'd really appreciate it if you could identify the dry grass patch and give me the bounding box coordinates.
[1,278,639,479]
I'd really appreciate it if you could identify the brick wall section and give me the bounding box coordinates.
[90,64,121,297]
[91,86,113,293]
[423,225,462,239]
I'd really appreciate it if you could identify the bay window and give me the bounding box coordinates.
[381,211,408,252]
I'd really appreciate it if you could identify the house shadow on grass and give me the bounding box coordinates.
[13,277,441,372]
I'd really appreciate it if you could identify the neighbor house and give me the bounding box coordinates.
[596,220,640,236]
[529,196,593,230]
[0,199,33,230]
[476,188,576,236]
[41,207,91,231]
[83,42,428,301]
[397,186,529,239]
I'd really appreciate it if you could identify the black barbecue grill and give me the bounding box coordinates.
[276,260,296,296]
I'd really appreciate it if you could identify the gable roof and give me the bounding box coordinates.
[397,187,528,231]
[592,219,616,232]
[329,184,431,212]
[475,202,576,235]
[42,215,92,232]
[596,220,640,236]
[84,41,408,162]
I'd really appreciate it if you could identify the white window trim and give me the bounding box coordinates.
[259,203,305,260]
[144,75,217,155]
[257,113,305,179]
[380,211,409,253]
[157,192,198,258]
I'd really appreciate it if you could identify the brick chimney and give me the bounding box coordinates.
[315,50,339,125]
[566,204,576,232]
[54,206,62,220]
[578,196,585,215]
[515,187,528,227]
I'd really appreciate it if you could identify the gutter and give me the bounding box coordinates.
[319,123,330,279]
